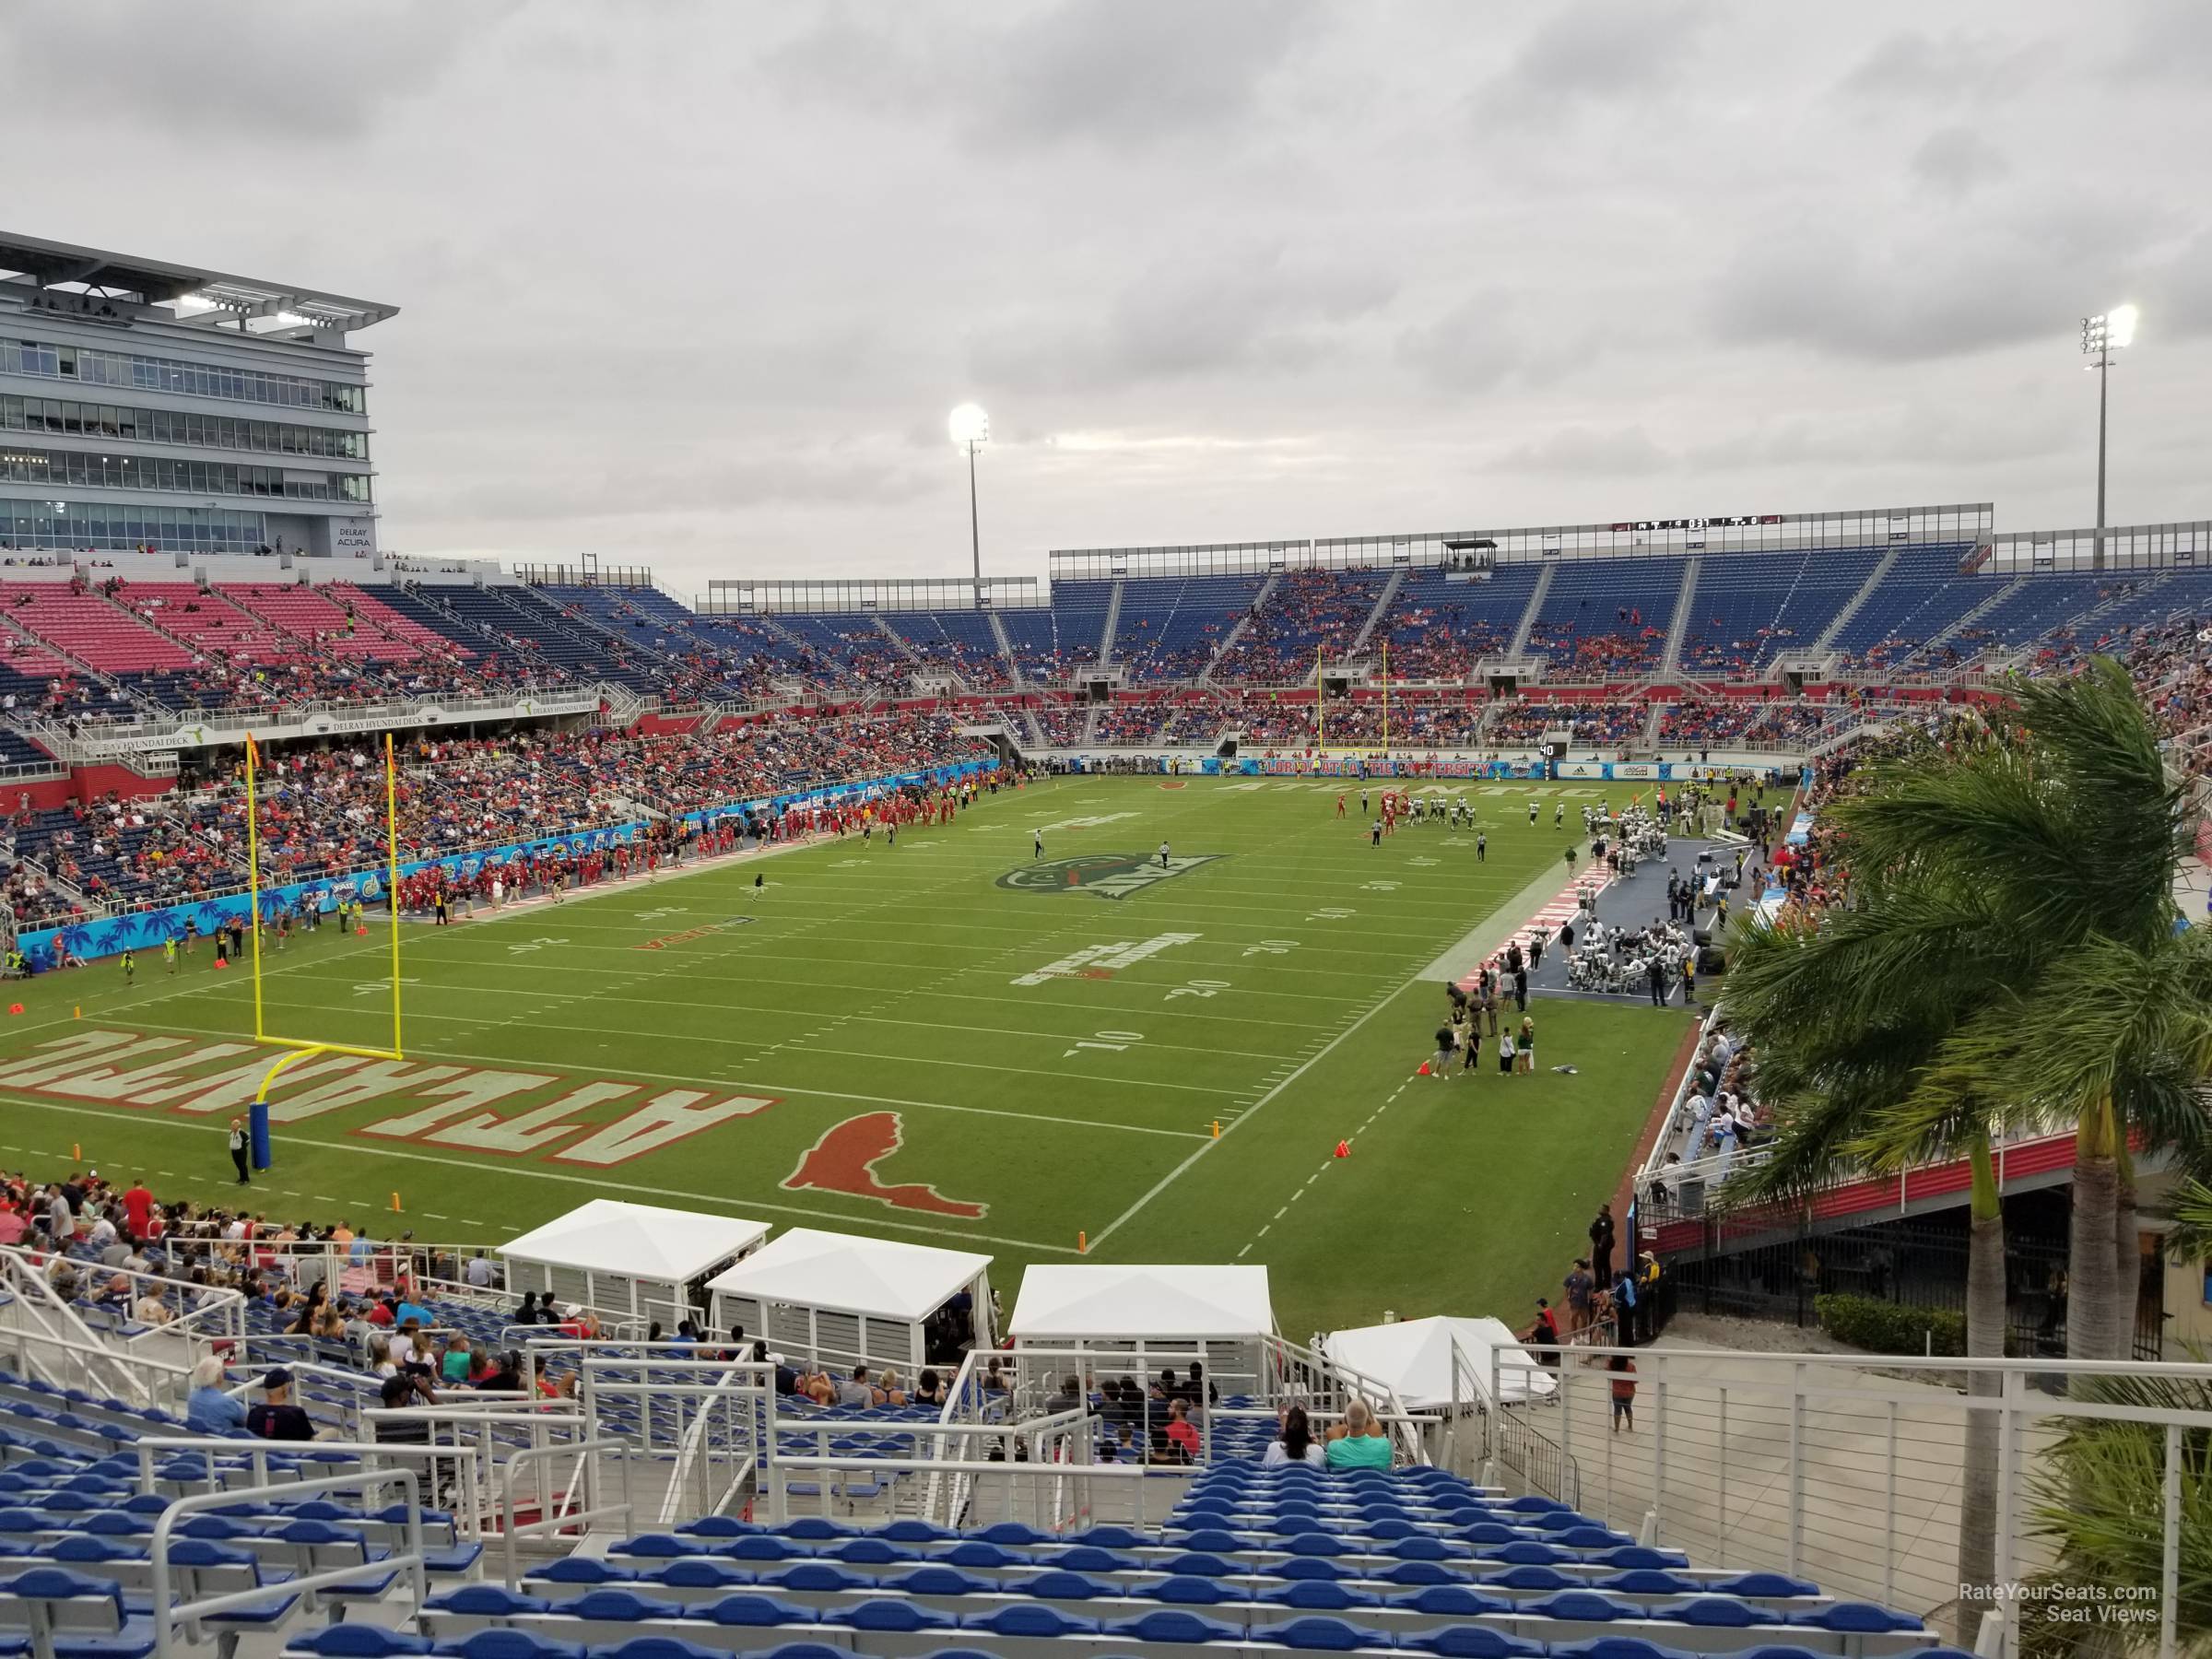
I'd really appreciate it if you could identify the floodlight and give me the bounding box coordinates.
[948,404,991,447]
[2079,305,2145,569]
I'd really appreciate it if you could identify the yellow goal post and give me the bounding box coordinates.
[242,730,405,1168]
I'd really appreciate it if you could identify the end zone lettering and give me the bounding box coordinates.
[998,853,1225,900]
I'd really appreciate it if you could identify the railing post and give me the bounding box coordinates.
[1885,1399,1899,1610]
[1650,1367,1665,1546]
[1786,1360,1804,1578]
[1715,1384,1728,1570]
[2162,1421,2181,1659]
[1995,1367,2019,1659]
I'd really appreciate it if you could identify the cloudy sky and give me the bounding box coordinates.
[4,2,2207,595]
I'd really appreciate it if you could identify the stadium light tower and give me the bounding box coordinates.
[2081,304,2139,571]
[948,403,990,602]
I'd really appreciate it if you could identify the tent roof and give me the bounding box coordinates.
[498,1200,770,1284]
[705,1228,992,1322]
[1010,1265,1276,1340]
[1322,1315,1557,1409]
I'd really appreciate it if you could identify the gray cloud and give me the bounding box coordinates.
[1836,29,2048,102]
[1480,1,1718,120]
[1910,127,2012,198]
[1707,194,2184,363]
[762,0,1326,151]
[1494,426,1672,478]
[0,1,509,138]
[969,246,1396,394]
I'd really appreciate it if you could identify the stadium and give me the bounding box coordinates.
[2,10,2210,1656]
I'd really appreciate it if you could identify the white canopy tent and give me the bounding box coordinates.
[707,1228,994,1373]
[1321,1314,1559,1408]
[1008,1265,1280,1409]
[1009,1265,1277,1343]
[498,1200,771,1335]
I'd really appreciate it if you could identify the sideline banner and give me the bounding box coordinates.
[16,758,1002,971]
[17,821,639,971]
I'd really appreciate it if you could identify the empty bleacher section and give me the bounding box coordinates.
[1112,575,1268,682]
[1211,571,1386,685]
[417,585,668,693]
[879,611,1012,688]
[1377,568,1542,679]
[771,612,914,693]
[1524,559,1684,677]
[0,582,196,676]
[1675,549,1887,678]
[1821,546,1983,672]
[997,605,1089,687]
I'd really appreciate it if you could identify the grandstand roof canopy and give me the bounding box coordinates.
[1010,1264,1276,1341]
[498,1199,769,1283]
[1323,1314,1558,1408]
[704,1227,992,1321]
[0,229,398,332]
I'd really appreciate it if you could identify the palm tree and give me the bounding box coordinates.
[1719,860,2013,1625]
[1810,659,2206,1360]
[1718,658,2212,1618]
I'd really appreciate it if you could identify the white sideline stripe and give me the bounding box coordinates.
[1085,984,1403,1253]
[0,1090,1081,1255]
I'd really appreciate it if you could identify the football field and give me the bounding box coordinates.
[0,775,1693,1335]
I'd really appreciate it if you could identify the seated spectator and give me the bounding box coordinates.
[1324,1396,1393,1469]
[834,1364,878,1408]
[374,1371,437,1442]
[246,1368,314,1441]
[185,1356,247,1434]
[1045,1372,1083,1415]
[440,1333,473,1383]
[1265,1402,1324,1466]
[1163,1396,1201,1460]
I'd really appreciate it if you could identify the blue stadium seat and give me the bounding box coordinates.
[1254,1616,1397,1650]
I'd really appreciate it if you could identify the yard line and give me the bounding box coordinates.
[0,1091,1081,1255]
[229,988,1287,1062]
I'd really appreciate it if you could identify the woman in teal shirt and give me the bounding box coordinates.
[1324,1396,1394,1469]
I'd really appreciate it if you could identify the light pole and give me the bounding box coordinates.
[2080,305,2138,571]
[948,403,990,603]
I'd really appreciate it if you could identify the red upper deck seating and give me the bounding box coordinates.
[0,582,195,672]
[224,583,419,662]
[117,582,298,665]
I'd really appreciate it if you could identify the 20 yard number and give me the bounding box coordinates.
[1166,979,1231,1001]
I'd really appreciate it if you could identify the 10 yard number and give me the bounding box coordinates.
[1065,1029,1146,1057]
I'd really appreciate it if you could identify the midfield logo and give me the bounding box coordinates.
[998,853,1226,900]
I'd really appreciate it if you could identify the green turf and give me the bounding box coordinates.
[0,774,1691,1335]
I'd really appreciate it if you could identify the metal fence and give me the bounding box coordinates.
[1448,1341,2206,1657]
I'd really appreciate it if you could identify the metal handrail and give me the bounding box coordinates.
[148,1466,425,1659]
[500,1436,636,1589]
